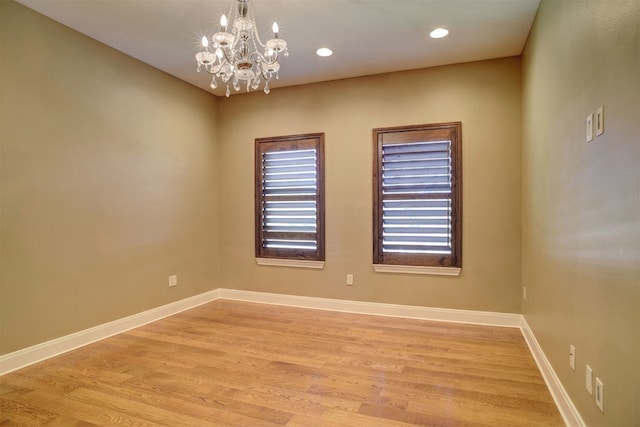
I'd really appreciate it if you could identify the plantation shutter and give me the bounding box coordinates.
[373,123,461,267]
[255,134,324,261]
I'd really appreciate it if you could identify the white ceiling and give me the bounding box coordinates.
[15,0,540,97]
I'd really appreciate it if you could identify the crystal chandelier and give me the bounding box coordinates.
[195,0,288,97]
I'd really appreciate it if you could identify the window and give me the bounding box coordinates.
[255,133,325,261]
[373,122,462,269]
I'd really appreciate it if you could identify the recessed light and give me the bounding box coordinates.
[316,47,333,57]
[429,28,449,39]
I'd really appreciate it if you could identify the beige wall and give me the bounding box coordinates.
[0,1,219,354]
[522,0,640,425]
[217,58,523,313]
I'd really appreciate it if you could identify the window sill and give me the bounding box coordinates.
[256,258,325,269]
[373,264,461,276]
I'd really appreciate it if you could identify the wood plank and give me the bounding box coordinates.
[0,299,564,426]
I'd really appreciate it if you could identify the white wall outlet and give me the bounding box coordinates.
[569,345,576,370]
[595,105,604,136]
[346,274,354,286]
[586,113,593,142]
[586,364,593,395]
[595,377,604,412]
[169,275,178,287]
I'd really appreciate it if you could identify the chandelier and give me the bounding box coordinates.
[195,0,288,97]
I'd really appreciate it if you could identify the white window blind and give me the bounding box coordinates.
[381,140,452,255]
[261,149,318,251]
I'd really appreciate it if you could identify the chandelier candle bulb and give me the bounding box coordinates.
[220,15,227,32]
[273,22,279,38]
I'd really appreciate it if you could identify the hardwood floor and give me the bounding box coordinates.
[0,300,564,426]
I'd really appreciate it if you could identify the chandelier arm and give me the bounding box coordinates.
[265,50,279,65]
[260,68,271,81]
[247,50,261,65]
[232,47,245,64]
[218,47,234,64]
[249,49,278,67]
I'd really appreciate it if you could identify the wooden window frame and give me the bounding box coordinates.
[255,133,325,261]
[373,122,462,268]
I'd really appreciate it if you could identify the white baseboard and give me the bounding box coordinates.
[0,289,220,375]
[520,317,586,427]
[217,288,522,327]
[0,287,583,427]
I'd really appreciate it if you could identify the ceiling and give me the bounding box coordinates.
[15,0,540,97]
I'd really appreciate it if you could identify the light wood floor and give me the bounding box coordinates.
[1,299,564,426]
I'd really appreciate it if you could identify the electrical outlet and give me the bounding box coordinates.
[569,345,575,371]
[169,275,178,287]
[346,274,354,286]
[595,377,604,412]
[586,365,593,395]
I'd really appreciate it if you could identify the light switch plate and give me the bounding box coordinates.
[586,114,593,142]
[595,105,604,136]
[569,345,576,370]
[595,377,604,412]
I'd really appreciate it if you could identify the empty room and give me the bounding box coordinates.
[1,0,638,426]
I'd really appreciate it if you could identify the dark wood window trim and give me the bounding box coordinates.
[373,122,462,268]
[255,133,325,261]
